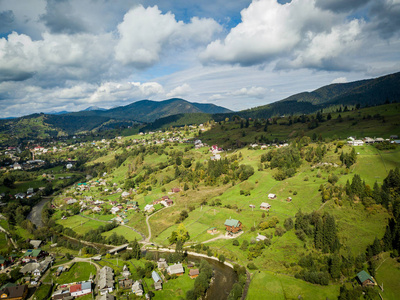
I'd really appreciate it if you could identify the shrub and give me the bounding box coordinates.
[232,240,240,246]
[247,262,257,270]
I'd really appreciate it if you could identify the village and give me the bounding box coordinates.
[0,120,399,300]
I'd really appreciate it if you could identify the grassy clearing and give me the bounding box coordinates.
[101,225,142,241]
[50,262,96,284]
[246,270,339,300]
[375,252,400,300]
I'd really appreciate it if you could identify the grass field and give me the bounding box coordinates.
[247,270,339,299]
[375,252,400,300]
[55,262,96,284]
[101,225,142,241]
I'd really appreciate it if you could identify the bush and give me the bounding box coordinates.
[247,262,257,270]
[232,240,240,246]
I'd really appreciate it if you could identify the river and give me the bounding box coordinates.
[150,250,238,300]
[27,197,51,227]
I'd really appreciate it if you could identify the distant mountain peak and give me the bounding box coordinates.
[83,106,106,111]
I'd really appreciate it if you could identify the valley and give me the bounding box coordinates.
[0,103,400,300]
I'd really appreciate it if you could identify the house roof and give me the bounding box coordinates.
[167,263,184,275]
[81,281,91,290]
[152,271,162,283]
[23,249,42,257]
[357,270,374,284]
[98,293,115,300]
[0,285,27,298]
[69,284,81,293]
[224,219,240,227]
[189,269,199,276]
[132,281,143,293]
[260,202,271,208]
[29,240,42,248]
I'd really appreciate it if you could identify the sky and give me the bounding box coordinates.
[0,0,399,118]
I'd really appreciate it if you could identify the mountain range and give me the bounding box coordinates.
[0,71,399,141]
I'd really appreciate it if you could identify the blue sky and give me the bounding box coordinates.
[0,0,399,117]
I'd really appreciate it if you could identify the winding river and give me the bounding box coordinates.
[150,250,239,300]
[27,197,51,227]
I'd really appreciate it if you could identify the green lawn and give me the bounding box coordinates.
[54,262,97,284]
[33,283,52,300]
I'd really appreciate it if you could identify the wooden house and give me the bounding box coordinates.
[260,202,271,211]
[167,263,184,276]
[207,227,218,234]
[189,269,199,279]
[356,270,376,287]
[0,285,28,300]
[224,219,242,234]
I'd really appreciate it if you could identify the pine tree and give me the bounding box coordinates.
[314,216,323,250]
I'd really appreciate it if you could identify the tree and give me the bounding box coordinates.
[130,239,141,260]
[218,254,226,263]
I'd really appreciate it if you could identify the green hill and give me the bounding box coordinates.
[65,98,232,123]
[235,71,400,120]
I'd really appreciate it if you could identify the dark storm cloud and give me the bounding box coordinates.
[0,10,15,33]
[368,0,400,39]
[40,0,88,34]
[315,0,371,13]
[0,69,34,82]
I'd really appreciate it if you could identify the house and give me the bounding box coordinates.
[22,249,44,263]
[256,234,267,242]
[207,227,218,234]
[151,271,163,290]
[157,258,168,270]
[118,278,132,289]
[98,266,114,295]
[13,163,22,170]
[144,204,154,213]
[14,193,26,200]
[356,270,376,287]
[249,204,255,209]
[0,285,28,300]
[260,202,271,211]
[92,206,102,213]
[171,187,180,193]
[121,265,131,278]
[110,206,120,214]
[56,266,64,276]
[51,288,71,299]
[97,294,115,300]
[167,263,184,276]
[189,269,199,279]
[26,188,34,195]
[375,137,384,143]
[390,135,399,139]
[268,193,277,199]
[0,255,8,270]
[29,239,42,249]
[69,281,92,297]
[364,137,375,144]
[132,281,144,296]
[121,191,130,198]
[224,218,242,234]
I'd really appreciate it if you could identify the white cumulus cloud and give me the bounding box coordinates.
[115,5,221,68]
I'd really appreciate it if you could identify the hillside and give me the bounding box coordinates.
[235,71,400,120]
[66,98,232,123]
[200,103,400,149]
